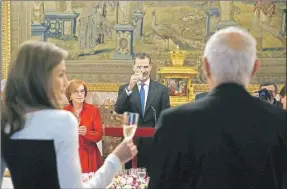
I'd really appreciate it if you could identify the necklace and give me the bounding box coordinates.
[73,108,82,125]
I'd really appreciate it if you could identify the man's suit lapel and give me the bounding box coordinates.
[132,85,143,116]
[144,80,157,116]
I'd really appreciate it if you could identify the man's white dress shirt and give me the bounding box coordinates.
[125,79,150,112]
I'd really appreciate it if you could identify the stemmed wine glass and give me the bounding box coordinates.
[137,168,147,180]
[134,68,143,85]
[123,112,139,139]
[129,168,137,177]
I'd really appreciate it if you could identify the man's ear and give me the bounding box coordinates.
[250,59,261,79]
[202,57,211,79]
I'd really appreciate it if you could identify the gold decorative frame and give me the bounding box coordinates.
[87,83,122,92]
[158,67,198,106]
[86,83,267,93]
[1,1,11,80]
[193,84,266,93]
[165,76,193,107]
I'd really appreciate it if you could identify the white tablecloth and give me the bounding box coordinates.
[1,177,13,189]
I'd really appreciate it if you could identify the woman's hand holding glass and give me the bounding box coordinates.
[112,138,138,164]
[110,112,139,165]
[78,125,87,136]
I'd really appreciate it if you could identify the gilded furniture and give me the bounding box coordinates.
[158,45,198,106]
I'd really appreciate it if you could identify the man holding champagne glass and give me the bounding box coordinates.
[115,52,170,170]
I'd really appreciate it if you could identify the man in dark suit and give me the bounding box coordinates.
[195,92,208,101]
[258,82,282,108]
[115,52,170,169]
[148,27,287,189]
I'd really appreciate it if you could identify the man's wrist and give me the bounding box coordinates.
[126,86,132,91]
[125,86,133,96]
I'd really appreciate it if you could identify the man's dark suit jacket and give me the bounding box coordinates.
[148,83,287,189]
[115,79,170,168]
[195,92,208,101]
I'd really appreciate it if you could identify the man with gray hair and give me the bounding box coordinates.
[148,27,287,189]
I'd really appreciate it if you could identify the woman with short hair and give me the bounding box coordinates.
[64,79,103,173]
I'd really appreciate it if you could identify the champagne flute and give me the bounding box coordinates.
[129,168,137,177]
[123,112,139,139]
[134,68,143,85]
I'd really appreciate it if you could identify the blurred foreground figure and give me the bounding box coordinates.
[1,41,137,189]
[148,27,287,189]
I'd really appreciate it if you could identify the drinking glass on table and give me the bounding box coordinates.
[118,169,127,176]
[123,112,139,139]
[129,168,137,177]
[137,168,146,179]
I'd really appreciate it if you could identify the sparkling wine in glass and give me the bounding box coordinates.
[134,68,143,85]
[123,112,139,139]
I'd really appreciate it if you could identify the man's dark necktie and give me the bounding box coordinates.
[140,84,145,116]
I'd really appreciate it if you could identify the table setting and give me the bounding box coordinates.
[106,168,149,189]
[82,168,149,189]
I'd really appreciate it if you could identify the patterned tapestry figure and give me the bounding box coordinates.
[78,3,112,54]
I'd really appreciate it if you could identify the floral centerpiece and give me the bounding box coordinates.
[81,172,96,183]
[106,174,149,189]
[82,168,149,189]
[107,168,149,189]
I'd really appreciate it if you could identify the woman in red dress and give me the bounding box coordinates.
[64,79,103,173]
